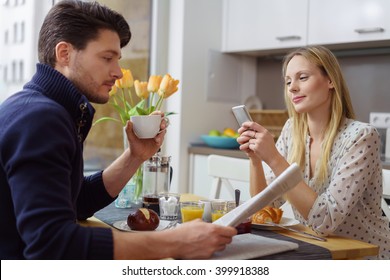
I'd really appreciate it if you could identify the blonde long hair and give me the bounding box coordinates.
[282,46,355,183]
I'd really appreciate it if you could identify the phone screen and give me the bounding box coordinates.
[232,105,253,126]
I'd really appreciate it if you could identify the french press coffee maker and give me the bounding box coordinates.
[142,155,172,215]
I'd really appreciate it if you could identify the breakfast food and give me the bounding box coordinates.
[252,206,283,224]
[127,208,160,231]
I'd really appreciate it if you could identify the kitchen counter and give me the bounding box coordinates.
[188,143,248,159]
[189,143,390,169]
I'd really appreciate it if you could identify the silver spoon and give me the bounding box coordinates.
[235,189,240,207]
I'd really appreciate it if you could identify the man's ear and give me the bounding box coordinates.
[55,42,72,67]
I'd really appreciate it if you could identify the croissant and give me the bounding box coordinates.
[252,206,283,224]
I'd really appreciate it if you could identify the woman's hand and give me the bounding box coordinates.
[237,121,279,166]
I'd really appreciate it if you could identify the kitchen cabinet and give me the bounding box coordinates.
[222,0,308,53]
[222,0,390,55]
[308,0,390,47]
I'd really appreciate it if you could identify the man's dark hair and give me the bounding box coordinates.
[38,0,131,67]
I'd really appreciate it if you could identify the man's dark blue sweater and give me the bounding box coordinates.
[0,64,115,259]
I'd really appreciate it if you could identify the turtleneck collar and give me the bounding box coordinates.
[24,63,96,142]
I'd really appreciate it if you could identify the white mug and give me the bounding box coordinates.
[130,115,169,139]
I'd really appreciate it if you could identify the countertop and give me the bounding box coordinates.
[188,143,248,159]
[189,143,390,169]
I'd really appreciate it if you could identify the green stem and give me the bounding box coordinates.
[128,88,134,108]
[134,167,143,199]
[114,95,126,125]
[149,92,156,113]
[156,94,164,111]
[121,89,127,111]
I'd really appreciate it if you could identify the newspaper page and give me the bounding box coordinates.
[213,163,302,227]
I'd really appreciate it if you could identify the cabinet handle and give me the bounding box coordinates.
[275,35,301,41]
[354,27,385,34]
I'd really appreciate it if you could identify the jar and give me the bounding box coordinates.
[142,155,172,215]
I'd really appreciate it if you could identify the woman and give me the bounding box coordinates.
[237,45,390,259]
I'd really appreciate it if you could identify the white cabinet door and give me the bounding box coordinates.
[308,0,390,45]
[222,0,308,52]
[190,154,212,199]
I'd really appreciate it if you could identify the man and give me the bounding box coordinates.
[0,0,236,259]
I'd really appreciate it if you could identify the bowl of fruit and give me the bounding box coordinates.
[201,128,240,149]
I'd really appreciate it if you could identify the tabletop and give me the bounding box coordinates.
[79,193,379,260]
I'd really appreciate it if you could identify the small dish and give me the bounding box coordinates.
[251,217,300,231]
[113,220,171,232]
[201,135,239,149]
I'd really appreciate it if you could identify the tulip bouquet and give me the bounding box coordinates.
[94,68,179,208]
[94,68,179,126]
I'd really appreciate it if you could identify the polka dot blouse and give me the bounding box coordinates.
[267,118,390,259]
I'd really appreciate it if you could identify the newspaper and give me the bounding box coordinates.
[213,163,302,227]
[210,233,299,260]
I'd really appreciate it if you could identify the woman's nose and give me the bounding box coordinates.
[289,80,298,92]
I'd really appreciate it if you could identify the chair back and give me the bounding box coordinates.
[207,154,250,200]
[382,169,390,220]
[383,169,390,197]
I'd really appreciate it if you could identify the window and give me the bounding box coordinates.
[4,30,8,44]
[11,60,16,82]
[83,0,152,171]
[2,65,7,82]
[13,22,17,43]
[20,21,24,43]
[19,60,23,82]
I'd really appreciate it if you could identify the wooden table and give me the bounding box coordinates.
[274,224,378,260]
[80,193,379,260]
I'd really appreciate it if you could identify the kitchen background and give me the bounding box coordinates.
[1,0,389,199]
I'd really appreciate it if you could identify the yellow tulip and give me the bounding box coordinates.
[147,75,163,92]
[158,74,179,98]
[115,68,134,89]
[95,68,179,127]
[109,84,118,97]
[134,80,149,99]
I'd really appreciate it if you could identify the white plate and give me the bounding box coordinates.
[112,220,171,232]
[251,217,300,230]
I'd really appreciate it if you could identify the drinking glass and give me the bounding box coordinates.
[159,193,180,221]
[180,201,205,222]
[211,199,228,222]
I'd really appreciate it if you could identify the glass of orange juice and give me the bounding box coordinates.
[211,200,228,222]
[180,201,205,222]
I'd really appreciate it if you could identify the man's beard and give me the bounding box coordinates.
[69,62,109,104]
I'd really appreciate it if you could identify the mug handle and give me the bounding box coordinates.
[157,117,170,134]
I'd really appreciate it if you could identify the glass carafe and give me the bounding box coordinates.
[142,155,171,215]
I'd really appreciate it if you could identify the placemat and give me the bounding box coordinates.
[94,202,332,260]
[210,233,299,260]
[251,228,332,260]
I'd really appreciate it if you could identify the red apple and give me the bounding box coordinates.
[127,208,160,231]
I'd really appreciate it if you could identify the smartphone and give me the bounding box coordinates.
[232,105,253,126]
